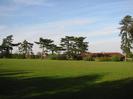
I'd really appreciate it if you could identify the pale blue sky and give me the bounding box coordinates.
[0,0,133,53]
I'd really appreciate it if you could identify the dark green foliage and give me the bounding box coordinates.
[35,38,57,58]
[49,54,67,60]
[72,54,83,60]
[19,40,33,58]
[119,15,133,56]
[60,36,88,59]
[0,35,20,58]
[35,38,54,53]
[0,35,13,58]
[48,54,57,60]
[49,44,63,55]
[57,55,67,60]
[11,53,25,59]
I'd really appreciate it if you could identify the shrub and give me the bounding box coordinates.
[111,55,121,61]
[73,55,83,60]
[11,54,25,59]
[83,56,94,61]
[48,54,57,60]
[49,54,67,60]
[95,57,111,62]
[57,54,67,60]
[126,58,133,62]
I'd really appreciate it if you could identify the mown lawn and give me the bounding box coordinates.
[0,59,133,99]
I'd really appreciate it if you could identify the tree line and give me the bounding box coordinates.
[0,15,133,60]
[0,36,88,59]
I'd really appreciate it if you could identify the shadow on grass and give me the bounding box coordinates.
[0,71,133,99]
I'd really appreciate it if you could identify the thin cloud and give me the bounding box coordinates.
[0,0,54,16]
[87,26,118,38]
[67,25,119,39]
[56,18,94,26]
[13,0,53,6]
[5,18,94,34]
[0,5,17,16]
[89,38,121,52]
[0,25,7,30]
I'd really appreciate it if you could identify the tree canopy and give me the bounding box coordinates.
[19,40,33,58]
[60,36,88,59]
[119,15,133,57]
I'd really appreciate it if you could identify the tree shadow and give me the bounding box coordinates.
[0,70,31,77]
[0,71,133,99]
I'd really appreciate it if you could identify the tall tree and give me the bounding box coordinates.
[19,40,33,58]
[0,46,3,58]
[74,37,88,54]
[35,38,54,58]
[0,35,20,58]
[1,35,13,56]
[119,15,133,57]
[48,44,58,55]
[60,36,74,58]
[60,36,88,59]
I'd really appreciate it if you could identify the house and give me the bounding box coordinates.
[81,52,125,60]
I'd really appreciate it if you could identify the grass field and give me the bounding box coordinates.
[0,59,133,99]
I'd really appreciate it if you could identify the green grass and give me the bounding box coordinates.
[0,59,133,99]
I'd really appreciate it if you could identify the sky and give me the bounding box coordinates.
[0,0,133,53]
